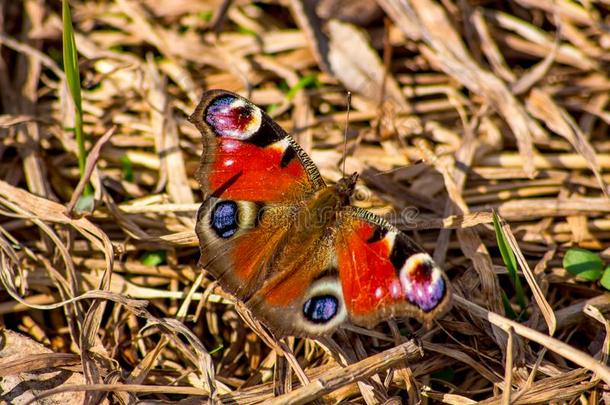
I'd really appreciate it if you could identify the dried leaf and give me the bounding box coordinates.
[326,19,407,111]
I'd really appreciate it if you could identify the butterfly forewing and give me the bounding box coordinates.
[189,90,324,202]
[336,208,451,329]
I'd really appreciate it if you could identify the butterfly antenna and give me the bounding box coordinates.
[341,91,352,177]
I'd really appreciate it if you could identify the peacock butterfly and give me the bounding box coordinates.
[188,90,451,337]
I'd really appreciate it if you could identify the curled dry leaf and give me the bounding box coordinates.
[326,19,407,112]
[0,329,92,405]
[316,0,383,26]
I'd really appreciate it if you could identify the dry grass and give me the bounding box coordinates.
[1,0,610,403]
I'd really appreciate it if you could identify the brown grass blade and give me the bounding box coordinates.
[455,295,610,385]
[267,339,424,405]
[379,0,538,177]
[526,88,608,196]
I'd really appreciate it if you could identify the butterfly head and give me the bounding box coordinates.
[335,172,359,206]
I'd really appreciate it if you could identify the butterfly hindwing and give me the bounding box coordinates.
[246,234,348,337]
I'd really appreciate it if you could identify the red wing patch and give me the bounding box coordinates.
[210,138,308,201]
[338,221,403,317]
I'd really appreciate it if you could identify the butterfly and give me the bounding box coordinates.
[189,90,451,337]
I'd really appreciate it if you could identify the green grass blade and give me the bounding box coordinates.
[501,290,517,319]
[120,155,134,182]
[493,212,527,310]
[62,0,91,196]
[62,0,81,109]
[209,344,224,355]
[285,74,318,101]
[141,251,167,267]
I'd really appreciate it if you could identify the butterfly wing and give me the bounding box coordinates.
[189,89,325,202]
[190,90,326,309]
[336,207,451,329]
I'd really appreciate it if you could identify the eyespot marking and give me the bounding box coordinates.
[399,253,445,312]
[210,200,239,238]
[303,295,339,324]
[205,96,262,140]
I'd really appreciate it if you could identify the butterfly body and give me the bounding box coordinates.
[189,90,451,337]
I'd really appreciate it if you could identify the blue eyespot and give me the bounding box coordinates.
[210,200,238,238]
[303,295,338,324]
